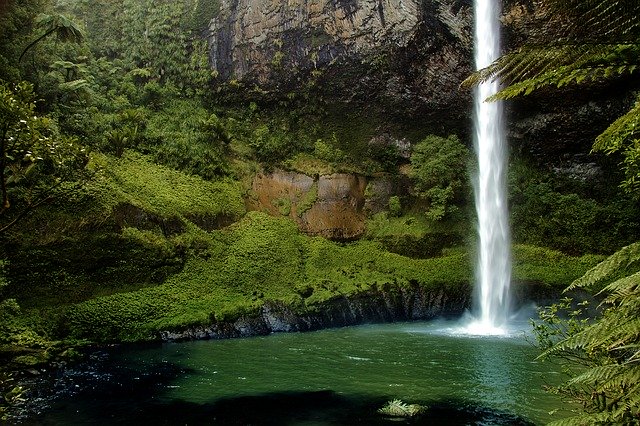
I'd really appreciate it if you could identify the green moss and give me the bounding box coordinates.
[272,198,292,216]
[10,214,603,344]
[284,153,335,175]
[45,213,470,342]
[511,244,605,288]
[297,181,318,217]
[89,151,245,219]
[365,212,466,258]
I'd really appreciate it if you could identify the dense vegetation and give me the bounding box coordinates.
[0,0,638,423]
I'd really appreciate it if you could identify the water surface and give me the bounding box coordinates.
[32,320,569,425]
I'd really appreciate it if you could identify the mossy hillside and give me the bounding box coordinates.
[4,152,246,306]
[88,151,245,220]
[42,213,602,343]
[143,98,231,179]
[511,245,605,288]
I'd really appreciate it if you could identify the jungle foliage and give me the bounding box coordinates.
[410,134,470,221]
[534,243,640,425]
[0,3,638,424]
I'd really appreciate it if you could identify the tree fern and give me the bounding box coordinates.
[593,97,640,192]
[534,242,640,424]
[567,241,640,290]
[18,14,84,62]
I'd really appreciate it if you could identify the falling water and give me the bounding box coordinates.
[468,0,511,334]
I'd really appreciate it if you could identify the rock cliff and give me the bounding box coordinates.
[207,0,633,170]
[208,0,474,128]
[160,282,470,341]
[158,279,560,341]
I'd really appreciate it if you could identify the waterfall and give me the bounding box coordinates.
[468,0,511,334]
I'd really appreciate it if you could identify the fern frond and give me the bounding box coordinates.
[599,271,640,303]
[567,242,640,291]
[594,95,640,152]
[548,411,618,426]
[566,363,622,387]
[541,0,640,42]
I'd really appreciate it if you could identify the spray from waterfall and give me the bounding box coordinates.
[466,0,511,335]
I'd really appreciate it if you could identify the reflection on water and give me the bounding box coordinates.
[470,336,515,408]
[25,319,570,425]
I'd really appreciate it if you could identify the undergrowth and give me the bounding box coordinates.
[14,212,602,343]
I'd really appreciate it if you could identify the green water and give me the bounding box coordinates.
[35,320,571,425]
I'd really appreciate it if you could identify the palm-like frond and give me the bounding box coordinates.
[543,0,640,41]
[537,241,640,423]
[19,14,84,62]
[463,1,640,191]
[567,242,640,291]
[599,271,640,302]
[35,14,84,43]
[462,0,640,114]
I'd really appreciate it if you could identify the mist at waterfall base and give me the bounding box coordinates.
[464,0,512,335]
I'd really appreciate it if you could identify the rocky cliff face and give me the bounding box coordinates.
[208,0,474,129]
[158,279,560,342]
[209,0,423,81]
[160,282,470,341]
[248,169,403,240]
[207,0,632,171]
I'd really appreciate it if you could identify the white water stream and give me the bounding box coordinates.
[466,0,511,334]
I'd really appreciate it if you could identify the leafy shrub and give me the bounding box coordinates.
[90,151,245,219]
[509,161,640,254]
[143,99,230,178]
[313,137,345,164]
[410,135,470,220]
[250,124,295,163]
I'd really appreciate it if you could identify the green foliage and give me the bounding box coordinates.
[70,0,212,93]
[19,13,84,62]
[297,181,318,217]
[0,80,89,233]
[465,0,640,191]
[16,209,599,343]
[378,399,426,418]
[593,97,640,192]
[313,137,345,164]
[143,99,230,178]
[533,243,640,425]
[410,134,470,220]
[388,196,402,217]
[568,241,640,291]
[272,198,292,216]
[88,151,244,219]
[511,245,604,288]
[0,0,46,82]
[250,124,296,164]
[509,161,640,254]
[365,212,466,258]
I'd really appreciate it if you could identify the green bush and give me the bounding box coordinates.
[509,161,640,254]
[410,135,470,220]
[143,99,230,178]
[313,136,345,164]
[43,210,603,343]
[89,151,245,219]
